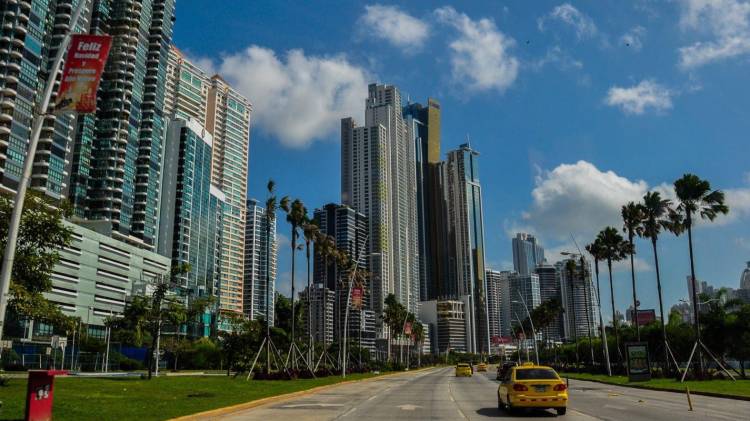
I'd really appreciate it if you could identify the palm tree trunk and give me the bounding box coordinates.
[686,215,705,376]
[652,238,670,376]
[629,234,640,341]
[594,259,612,376]
[583,260,595,367]
[290,228,297,369]
[306,242,312,368]
[608,259,622,367]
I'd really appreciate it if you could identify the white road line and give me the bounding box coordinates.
[342,407,357,417]
[367,395,378,401]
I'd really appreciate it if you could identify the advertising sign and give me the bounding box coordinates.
[404,321,412,336]
[626,342,652,382]
[351,287,363,309]
[56,34,112,113]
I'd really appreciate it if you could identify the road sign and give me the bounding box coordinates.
[0,340,12,349]
[50,336,60,348]
[57,339,67,349]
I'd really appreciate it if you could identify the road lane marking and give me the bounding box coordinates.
[280,403,344,408]
[342,407,357,417]
[367,395,378,401]
[397,404,423,411]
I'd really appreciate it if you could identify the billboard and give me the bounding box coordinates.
[628,309,657,326]
[626,342,652,382]
[351,287,363,309]
[56,34,112,114]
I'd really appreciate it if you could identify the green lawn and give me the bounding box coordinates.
[561,372,750,398]
[0,372,380,420]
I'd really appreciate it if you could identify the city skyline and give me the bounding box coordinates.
[173,1,750,320]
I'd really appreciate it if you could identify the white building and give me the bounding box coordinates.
[557,258,599,341]
[341,83,419,336]
[243,199,277,324]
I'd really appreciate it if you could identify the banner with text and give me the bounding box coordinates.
[56,34,112,114]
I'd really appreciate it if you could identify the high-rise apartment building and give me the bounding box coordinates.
[65,0,177,248]
[485,269,505,340]
[445,143,489,354]
[341,83,419,332]
[162,47,251,314]
[157,119,224,301]
[243,199,277,324]
[509,272,541,331]
[0,0,91,200]
[205,76,251,313]
[535,264,564,342]
[557,258,599,341]
[512,233,545,276]
[300,284,335,345]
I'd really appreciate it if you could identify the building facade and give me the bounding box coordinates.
[300,284,335,345]
[341,83,419,334]
[557,258,599,341]
[535,264,564,342]
[46,221,171,334]
[512,233,545,276]
[485,269,505,341]
[509,272,541,331]
[243,198,277,324]
[445,143,489,354]
[157,118,224,301]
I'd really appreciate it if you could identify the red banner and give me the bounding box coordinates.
[351,287,363,309]
[56,34,112,113]
[404,321,412,336]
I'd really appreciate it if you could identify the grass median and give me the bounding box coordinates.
[561,372,750,399]
[0,372,382,420]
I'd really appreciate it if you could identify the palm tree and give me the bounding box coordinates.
[621,202,644,341]
[302,218,319,368]
[586,238,612,376]
[597,226,630,365]
[280,198,306,367]
[313,232,337,371]
[638,191,682,375]
[673,174,729,376]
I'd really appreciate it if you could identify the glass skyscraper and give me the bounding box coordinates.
[513,233,545,276]
[445,143,490,354]
[243,198,276,324]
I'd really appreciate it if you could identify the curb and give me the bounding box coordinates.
[170,366,440,420]
[565,376,750,402]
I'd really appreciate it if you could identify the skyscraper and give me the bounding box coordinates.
[509,272,541,331]
[404,99,447,302]
[157,119,224,301]
[536,264,563,342]
[243,199,277,324]
[162,48,252,314]
[512,233,545,276]
[313,203,372,346]
[557,258,599,341]
[341,83,419,333]
[445,143,489,354]
[67,0,177,248]
[486,269,506,340]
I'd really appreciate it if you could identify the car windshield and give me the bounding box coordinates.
[457,364,469,368]
[514,368,558,380]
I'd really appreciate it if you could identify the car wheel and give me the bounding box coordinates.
[556,407,567,416]
[506,395,515,414]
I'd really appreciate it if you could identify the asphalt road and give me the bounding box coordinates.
[207,366,750,420]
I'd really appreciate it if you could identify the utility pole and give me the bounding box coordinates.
[0,0,91,345]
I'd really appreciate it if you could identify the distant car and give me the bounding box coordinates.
[455,363,473,377]
[496,361,518,380]
[497,362,568,416]
[477,362,488,372]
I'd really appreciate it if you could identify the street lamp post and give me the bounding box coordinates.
[513,290,539,365]
[513,311,528,362]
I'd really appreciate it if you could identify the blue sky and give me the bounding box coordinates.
[174,1,750,319]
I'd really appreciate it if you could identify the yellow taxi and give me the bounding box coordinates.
[477,362,488,372]
[497,363,568,415]
[455,363,473,377]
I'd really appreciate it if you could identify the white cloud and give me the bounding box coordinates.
[211,46,369,148]
[605,79,673,115]
[516,161,750,246]
[522,161,649,243]
[677,0,750,68]
[359,5,429,51]
[434,7,519,92]
[620,26,646,51]
[531,46,584,71]
[538,3,598,40]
